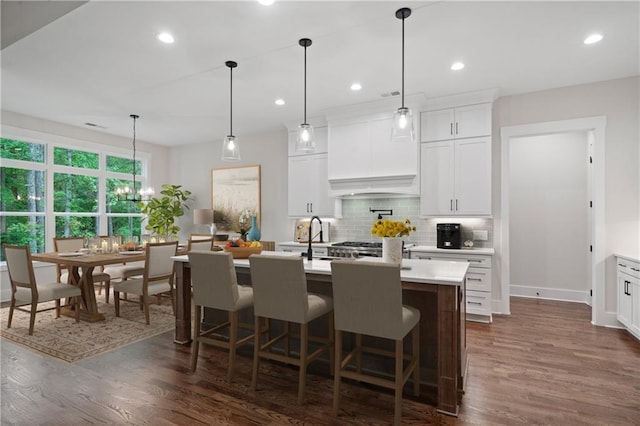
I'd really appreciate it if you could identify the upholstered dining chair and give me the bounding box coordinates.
[53,237,112,302]
[111,241,178,325]
[188,250,254,380]
[187,237,215,252]
[330,259,420,426]
[248,254,334,404]
[3,244,81,335]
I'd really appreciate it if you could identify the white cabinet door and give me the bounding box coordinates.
[631,277,640,336]
[327,119,370,180]
[420,103,491,142]
[288,153,333,217]
[420,141,455,215]
[420,137,491,216]
[421,109,455,142]
[455,137,491,215]
[618,274,633,328]
[370,116,418,177]
[454,104,492,139]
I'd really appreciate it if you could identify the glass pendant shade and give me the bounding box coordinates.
[391,106,415,142]
[221,135,240,161]
[296,123,315,153]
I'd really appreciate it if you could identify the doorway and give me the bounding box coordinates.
[508,131,590,303]
[500,117,606,326]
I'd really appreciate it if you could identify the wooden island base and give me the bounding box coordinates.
[173,257,466,416]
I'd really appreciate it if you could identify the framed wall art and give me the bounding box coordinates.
[211,165,261,234]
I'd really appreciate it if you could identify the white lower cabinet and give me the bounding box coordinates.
[410,249,493,323]
[276,242,328,257]
[616,255,640,340]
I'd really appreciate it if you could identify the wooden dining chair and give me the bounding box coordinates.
[330,259,420,426]
[3,244,81,335]
[187,237,215,252]
[53,237,112,302]
[111,241,178,325]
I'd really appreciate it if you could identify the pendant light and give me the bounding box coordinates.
[221,60,240,161]
[296,38,315,153]
[391,7,415,143]
[116,114,154,202]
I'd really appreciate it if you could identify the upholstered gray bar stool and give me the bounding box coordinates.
[330,259,420,426]
[188,250,254,381]
[248,254,334,404]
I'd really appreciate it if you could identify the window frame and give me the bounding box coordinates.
[1,125,150,260]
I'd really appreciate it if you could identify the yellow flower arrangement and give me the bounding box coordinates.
[370,218,416,238]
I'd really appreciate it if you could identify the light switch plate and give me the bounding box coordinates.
[473,230,488,241]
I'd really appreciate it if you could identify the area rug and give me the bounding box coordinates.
[0,299,175,363]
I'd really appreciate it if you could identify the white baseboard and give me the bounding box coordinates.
[510,284,589,304]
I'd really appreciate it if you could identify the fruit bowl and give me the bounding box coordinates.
[223,246,263,259]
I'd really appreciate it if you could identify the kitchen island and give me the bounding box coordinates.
[171,251,468,416]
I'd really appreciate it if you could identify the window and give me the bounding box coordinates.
[0,136,148,260]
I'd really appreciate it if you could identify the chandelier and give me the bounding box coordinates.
[116,114,154,202]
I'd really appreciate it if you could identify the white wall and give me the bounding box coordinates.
[494,76,640,313]
[509,132,589,300]
[167,129,291,244]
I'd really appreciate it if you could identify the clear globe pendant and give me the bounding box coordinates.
[221,135,240,161]
[391,107,415,142]
[296,123,316,153]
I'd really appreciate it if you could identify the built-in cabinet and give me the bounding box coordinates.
[410,247,494,323]
[288,126,341,218]
[276,242,329,256]
[419,98,492,217]
[420,103,491,142]
[420,137,491,216]
[616,255,640,340]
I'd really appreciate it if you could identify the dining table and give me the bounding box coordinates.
[31,250,145,322]
[171,251,469,416]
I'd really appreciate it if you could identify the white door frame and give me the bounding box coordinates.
[500,116,606,325]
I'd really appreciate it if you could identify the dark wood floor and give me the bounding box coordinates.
[2,298,639,425]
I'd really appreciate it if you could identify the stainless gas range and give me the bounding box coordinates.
[327,241,383,258]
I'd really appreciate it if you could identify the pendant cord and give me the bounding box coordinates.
[131,114,137,199]
[229,66,233,136]
[401,16,405,109]
[303,44,307,124]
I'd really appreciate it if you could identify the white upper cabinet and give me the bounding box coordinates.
[421,103,492,142]
[420,137,491,216]
[287,126,341,218]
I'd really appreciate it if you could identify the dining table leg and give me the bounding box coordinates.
[61,265,106,322]
[173,261,192,344]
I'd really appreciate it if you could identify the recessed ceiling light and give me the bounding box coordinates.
[350,83,362,91]
[451,62,465,71]
[275,98,285,106]
[258,0,274,5]
[584,33,603,45]
[157,32,174,44]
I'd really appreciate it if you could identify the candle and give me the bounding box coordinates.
[112,242,119,253]
[101,240,108,253]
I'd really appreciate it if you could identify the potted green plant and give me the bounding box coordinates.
[140,184,192,240]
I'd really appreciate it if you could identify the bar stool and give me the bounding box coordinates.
[248,254,334,404]
[188,250,254,381]
[330,259,420,426]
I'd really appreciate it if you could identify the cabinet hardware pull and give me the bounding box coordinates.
[456,199,459,211]
[631,267,640,272]
[455,122,459,135]
[450,199,454,211]
[468,277,482,281]
[468,259,482,263]
[310,203,313,212]
[468,301,482,305]
[618,263,627,267]
[625,280,630,296]
[450,123,453,135]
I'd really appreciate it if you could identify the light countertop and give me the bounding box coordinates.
[410,245,495,255]
[614,253,640,263]
[172,250,468,286]
[276,241,334,248]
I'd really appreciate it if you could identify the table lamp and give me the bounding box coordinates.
[193,208,216,235]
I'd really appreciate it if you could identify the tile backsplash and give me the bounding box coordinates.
[328,197,493,248]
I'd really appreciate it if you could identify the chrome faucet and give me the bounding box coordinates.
[307,215,323,261]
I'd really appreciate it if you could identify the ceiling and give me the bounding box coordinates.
[2,1,638,147]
